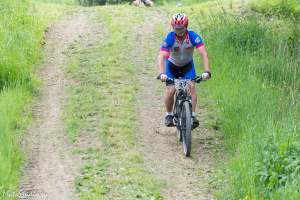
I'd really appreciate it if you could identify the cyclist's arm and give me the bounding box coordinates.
[157,50,169,74]
[196,45,210,72]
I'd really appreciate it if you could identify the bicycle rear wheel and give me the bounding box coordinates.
[181,101,192,156]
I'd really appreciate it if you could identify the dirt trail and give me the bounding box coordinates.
[18,6,222,200]
[19,10,93,200]
[135,11,222,200]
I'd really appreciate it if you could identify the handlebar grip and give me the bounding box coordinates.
[194,76,202,83]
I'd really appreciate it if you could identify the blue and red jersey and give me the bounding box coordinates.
[160,30,204,66]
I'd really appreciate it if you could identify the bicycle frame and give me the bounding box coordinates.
[157,75,203,156]
[173,79,193,127]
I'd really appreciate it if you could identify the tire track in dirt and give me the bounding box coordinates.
[19,10,95,200]
[134,10,223,200]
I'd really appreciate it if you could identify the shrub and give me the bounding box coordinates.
[250,0,300,19]
[255,142,300,197]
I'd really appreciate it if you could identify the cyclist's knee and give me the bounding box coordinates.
[190,84,197,98]
[190,82,196,92]
[165,86,175,96]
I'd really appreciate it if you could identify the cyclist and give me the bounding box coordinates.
[157,13,211,128]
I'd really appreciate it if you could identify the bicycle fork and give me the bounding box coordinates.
[174,99,193,127]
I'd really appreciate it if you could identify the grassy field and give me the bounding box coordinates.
[160,0,299,199]
[179,1,300,199]
[0,0,73,199]
[1,0,299,199]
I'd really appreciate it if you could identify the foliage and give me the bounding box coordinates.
[1,0,299,199]
[250,0,300,19]
[188,4,300,199]
[217,14,299,89]
[255,142,300,198]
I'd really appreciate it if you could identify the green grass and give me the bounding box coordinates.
[0,87,32,199]
[63,1,299,199]
[34,0,77,5]
[250,0,300,18]
[0,0,39,90]
[1,0,299,199]
[186,2,299,199]
[159,0,300,199]
[64,6,164,200]
[0,1,73,199]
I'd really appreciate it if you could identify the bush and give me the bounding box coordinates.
[255,142,300,197]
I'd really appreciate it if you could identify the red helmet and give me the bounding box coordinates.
[171,13,189,28]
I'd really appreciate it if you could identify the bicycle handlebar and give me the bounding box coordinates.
[156,75,203,83]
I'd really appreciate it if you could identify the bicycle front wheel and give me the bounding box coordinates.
[181,101,192,157]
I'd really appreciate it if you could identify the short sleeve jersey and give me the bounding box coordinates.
[160,30,204,66]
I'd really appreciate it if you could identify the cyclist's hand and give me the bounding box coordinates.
[159,73,168,82]
[201,71,211,80]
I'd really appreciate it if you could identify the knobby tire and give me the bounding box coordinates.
[181,101,192,157]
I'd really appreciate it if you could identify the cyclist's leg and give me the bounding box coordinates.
[183,61,199,128]
[164,60,176,126]
[165,60,176,113]
[165,86,175,112]
[190,81,196,113]
[183,61,196,113]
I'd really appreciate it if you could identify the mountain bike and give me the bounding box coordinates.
[158,76,203,157]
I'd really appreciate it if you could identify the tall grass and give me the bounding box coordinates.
[0,1,41,198]
[250,0,300,18]
[34,0,76,4]
[188,2,300,199]
[0,0,42,90]
[0,88,32,199]
[0,0,71,199]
